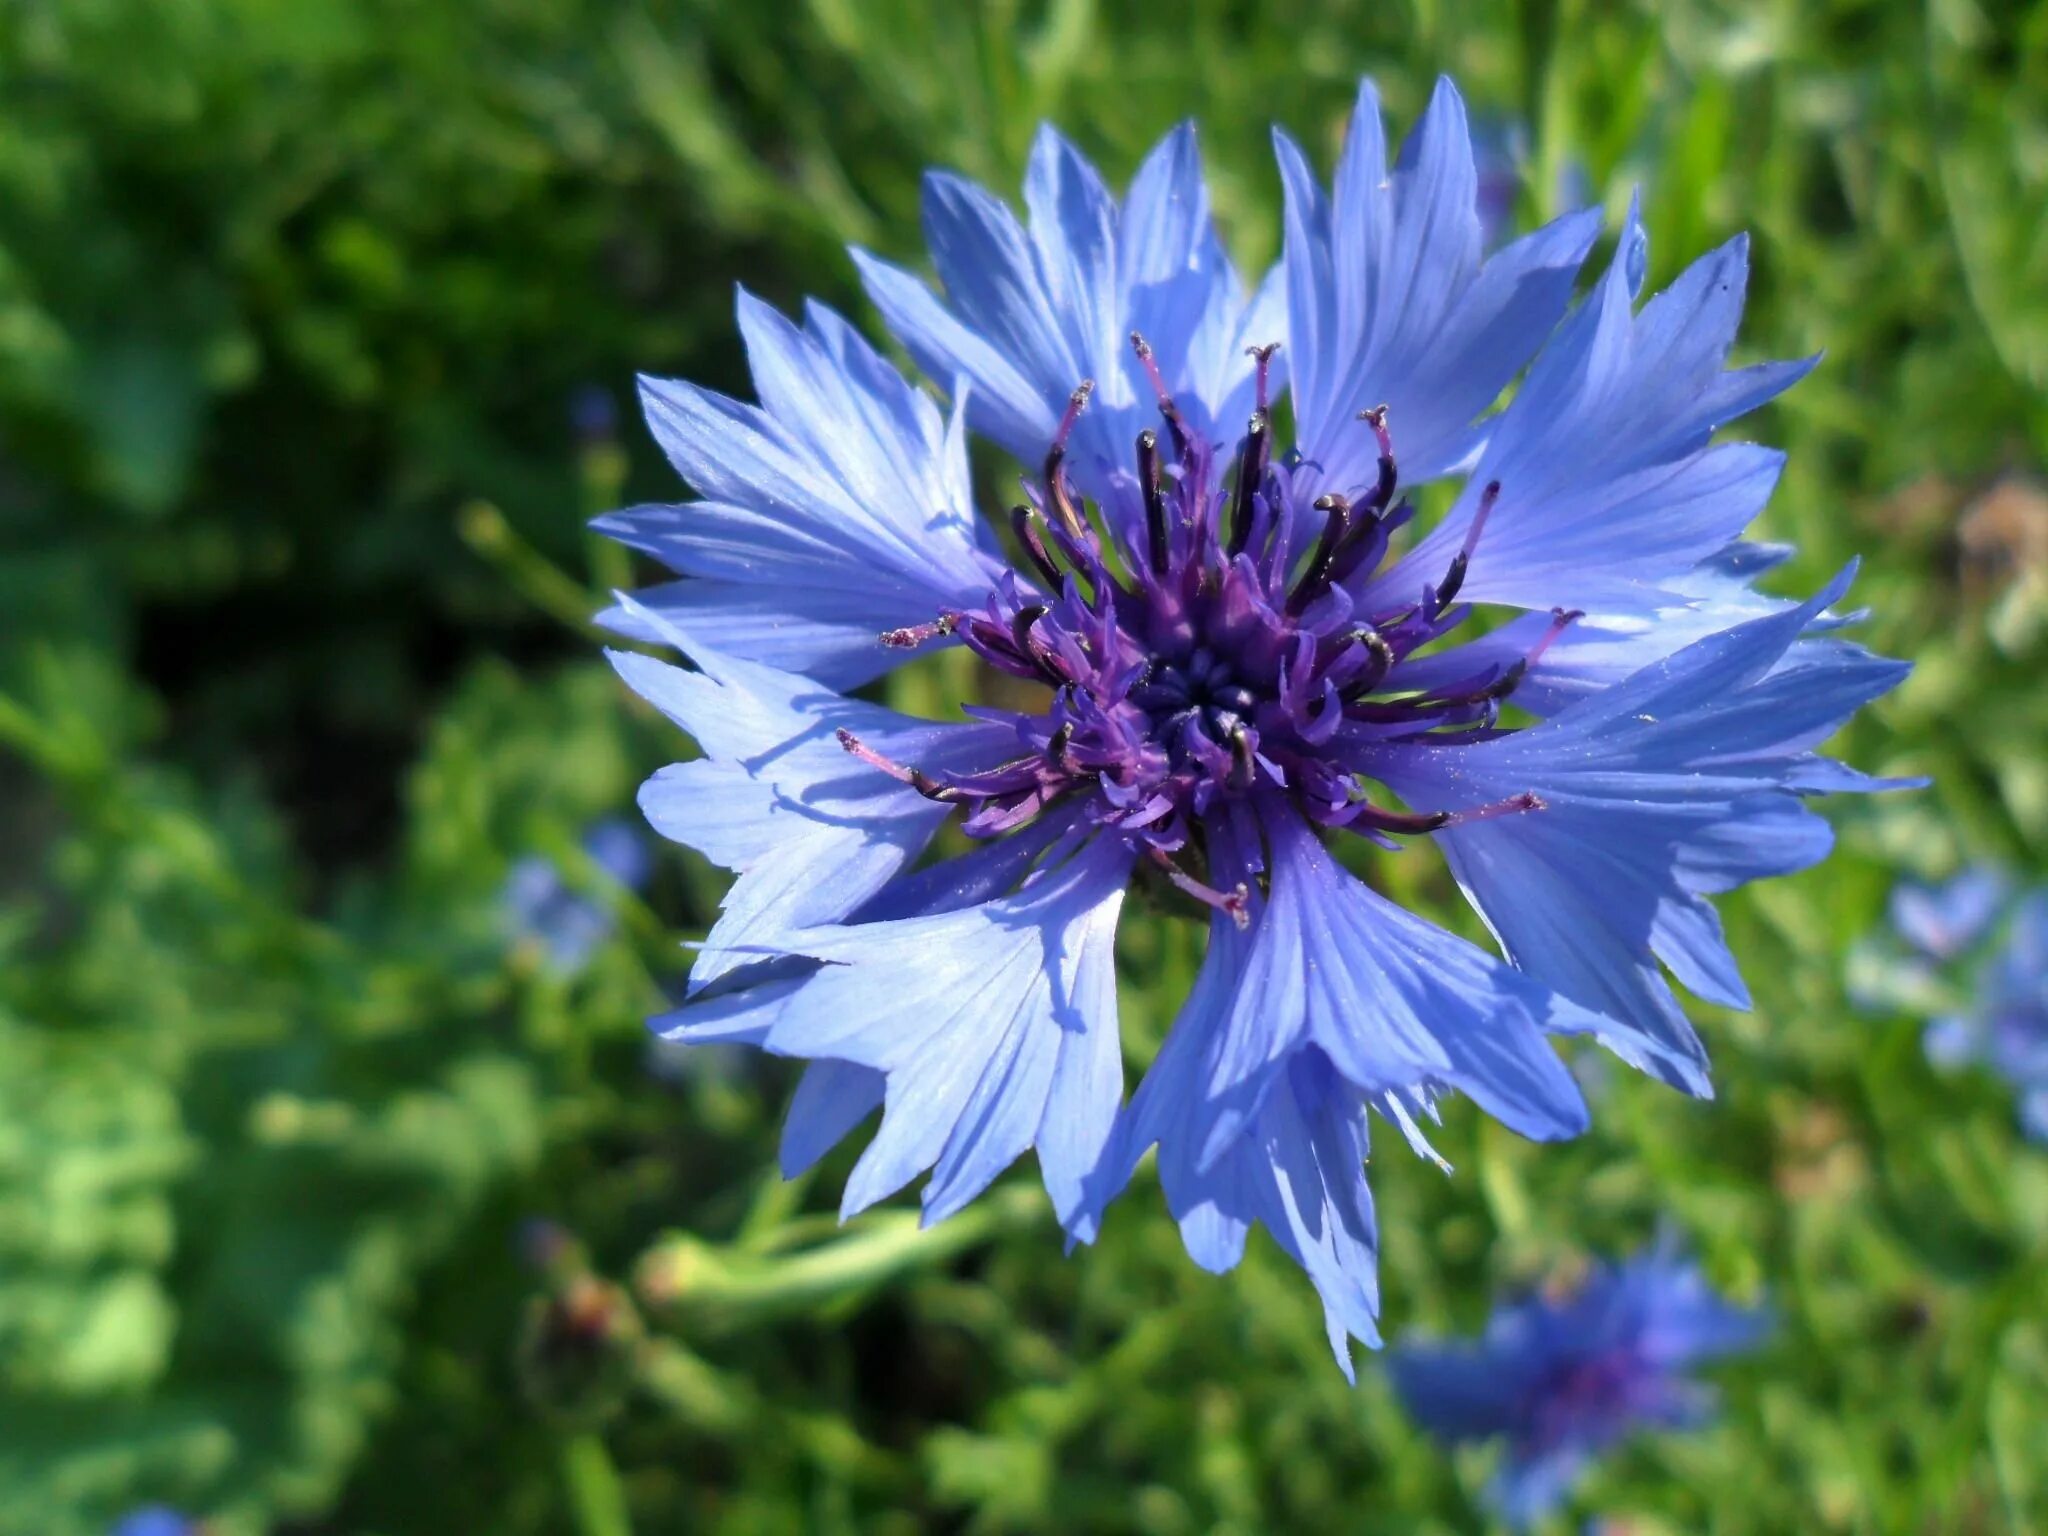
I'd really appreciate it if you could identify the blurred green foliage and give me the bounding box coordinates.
[2,0,2045,1532]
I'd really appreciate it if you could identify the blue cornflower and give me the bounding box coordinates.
[1847,865,2003,1015]
[1921,888,2048,1142]
[600,77,1911,1373]
[503,817,652,974]
[1892,866,2008,964]
[1468,116,1528,248]
[110,1510,199,1536]
[1389,1242,1770,1528]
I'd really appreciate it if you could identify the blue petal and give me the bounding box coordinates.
[599,291,996,686]
[1252,1053,1384,1376]
[725,836,1134,1237]
[1283,77,1600,496]
[601,572,962,688]
[1388,533,1808,718]
[1378,198,1820,614]
[606,607,1013,992]
[1372,571,1911,1090]
[852,811,1083,923]
[924,168,1084,405]
[2021,1088,2048,1145]
[852,245,1055,456]
[1024,126,1122,408]
[857,122,1270,527]
[1890,866,2007,960]
[1923,1014,1980,1069]
[1121,124,1283,447]
[1195,805,1590,1169]
[1386,1341,1537,1440]
[1487,1445,1589,1531]
[1116,917,1384,1374]
[1192,807,1451,1163]
[780,1060,886,1177]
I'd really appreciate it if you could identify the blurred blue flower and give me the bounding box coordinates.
[1891,866,2007,962]
[1922,890,2048,1142]
[503,817,652,975]
[111,1510,198,1536]
[1469,117,1528,247]
[1390,1241,1770,1528]
[1468,118,1593,252]
[570,382,619,444]
[598,76,1912,1373]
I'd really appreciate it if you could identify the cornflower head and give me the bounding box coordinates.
[599,77,1913,1374]
[1903,882,2048,1143]
[502,817,652,975]
[1389,1241,1771,1528]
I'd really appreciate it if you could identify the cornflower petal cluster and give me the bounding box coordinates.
[1865,869,2048,1142]
[598,76,1911,1373]
[502,817,653,975]
[1389,1241,1770,1527]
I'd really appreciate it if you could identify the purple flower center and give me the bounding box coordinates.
[842,335,1573,921]
[1524,1346,1653,1452]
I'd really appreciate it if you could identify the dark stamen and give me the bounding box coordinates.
[1247,342,1281,415]
[1356,803,1453,834]
[1287,493,1351,613]
[1046,721,1077,770]
[1434,479,1500,613]
[1010,603,1049,661]
[1344,625,1395,696]
[1528,607,1583,667]
[1040,380,1095,543]
[1137,428,1169,573]
[1456,608,1579,704]
[1010,503,1064,590]
[1130,332,1190,457]
[1226,412,1269,559]
[1357,404,1398,514]
[1484,660,1528,699]
[1226,723,1258,790]
[1054,378,1093,450]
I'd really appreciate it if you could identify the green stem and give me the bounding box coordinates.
[459,499,606,636]
[639,1182,1045,1329]
[561,1430,633,1536]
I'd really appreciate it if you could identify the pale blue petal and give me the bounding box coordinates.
[852,245,1055,455]
[2021,1088,2048,1145]
[602,291,995,682]
[1377,200,1819,613]
[606,612,1013,992]
[740,836,1134,1235]
[923,168,1083,404]
[1489,1446,1587,1531]
[1373,569,1908,1088]
[1890,867,2007,960]
[1117,913,1382,1370]
[859,123,1268,533]
[780,1060,886,1177]
[600,573,957,689]
[1923,1014,1980,1069]
[1023,126,1123,407]
[1285,78,1600,496]
[1194,805,1590,1168]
